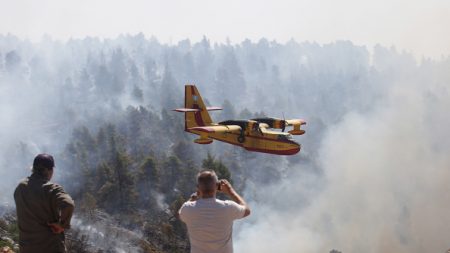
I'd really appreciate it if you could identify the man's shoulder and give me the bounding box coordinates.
[14,178,29,194]
[15,177,31,190]
[220,199,240,207]
[179,200,196,219]
[42,181,65,193]
[17,177,29,185]
[182,199,240,208]
[206,199,242,211]
[182,200,197,208]
[182,199,226,208]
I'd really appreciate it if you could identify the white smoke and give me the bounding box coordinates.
[235,62,450,252]
[70,214,145,253]
[1,34,449,253]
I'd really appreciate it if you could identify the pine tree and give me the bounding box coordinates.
[202,153,232,183]
[136,156,160,208]
[160,155,182,201]
[160,64,179,109]
[220,99,236,121]
[176,161,198,196]
[109,48,128,95]
[96,162,117,209]
[111,151,137,212]
[172,141,196,163]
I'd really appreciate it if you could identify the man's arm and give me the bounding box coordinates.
[219,180,251,217]
[49,184,75,233]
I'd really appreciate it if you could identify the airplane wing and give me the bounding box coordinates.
[285,119,306,126]
[188,125,241,133]
[285,119,306,135]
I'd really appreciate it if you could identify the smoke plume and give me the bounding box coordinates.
[235,60,450,252]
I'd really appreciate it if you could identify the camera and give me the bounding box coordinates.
[216,179,223,191]
[216,182,221,191]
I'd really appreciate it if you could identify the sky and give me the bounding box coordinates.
[1,0,449,58]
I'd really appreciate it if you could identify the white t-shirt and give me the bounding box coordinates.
[179,198,246,253]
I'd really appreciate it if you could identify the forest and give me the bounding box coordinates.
[1,34,449,252]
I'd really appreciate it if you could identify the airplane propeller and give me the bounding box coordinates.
[281,120,286,132]
[281,112,286,132]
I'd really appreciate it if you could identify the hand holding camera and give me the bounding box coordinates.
[217,179,234,196]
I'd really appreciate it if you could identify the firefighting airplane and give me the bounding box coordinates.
[174,85,306,155]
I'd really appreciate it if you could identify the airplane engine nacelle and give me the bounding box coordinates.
[251,118,285,129]
[288,122,306,135]
[288,129,306,135]
[271,119,285,129]
[194,137,213,144]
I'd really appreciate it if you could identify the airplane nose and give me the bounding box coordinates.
[287,140,301,155]
[293,143,301,153]
[289,140,300,147]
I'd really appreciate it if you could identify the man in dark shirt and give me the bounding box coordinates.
[14,154,75,253]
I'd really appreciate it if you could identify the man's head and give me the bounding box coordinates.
[196,170,218,197]
[32,153,55,180]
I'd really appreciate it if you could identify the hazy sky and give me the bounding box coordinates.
[1,0,449,58]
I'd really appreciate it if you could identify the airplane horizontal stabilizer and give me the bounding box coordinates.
[206,107,222,111]
[173,108,201,112]
[173,107,222,112]
[188,125,241,133]
[285,119,307,125]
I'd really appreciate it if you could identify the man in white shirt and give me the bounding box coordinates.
[179,170,251,253]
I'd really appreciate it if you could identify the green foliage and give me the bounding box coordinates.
[172,141,196,162]
[168,195,188,240]
[176,161,199,196]
[79,192,97,220]
[160,155,182,201]
[0,218,19,244]
[138,157,160,189]
[0,240,13,249]
[136,156,160,207]
[111,151,138,211]
[202,153,232,182]
[61,104,239,252]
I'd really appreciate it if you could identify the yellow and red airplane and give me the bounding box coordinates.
[174,85,306,155]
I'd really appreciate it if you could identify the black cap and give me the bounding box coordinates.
[33,154,55,170]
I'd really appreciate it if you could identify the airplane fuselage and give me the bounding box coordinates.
[187,129,301,155]
[175,84,305,155]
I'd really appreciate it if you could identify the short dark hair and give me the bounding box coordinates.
[197,170,218,194]
[32,153,55,175]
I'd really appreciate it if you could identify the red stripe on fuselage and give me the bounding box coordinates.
[245,146,300,155]
[227,132,300,145]
[215,136,300,155]
[191,86,205,126]
[186,130,300,155]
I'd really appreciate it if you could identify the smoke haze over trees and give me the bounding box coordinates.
[0,34,449,252]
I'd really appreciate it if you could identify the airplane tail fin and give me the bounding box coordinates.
[174,85,221,129]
